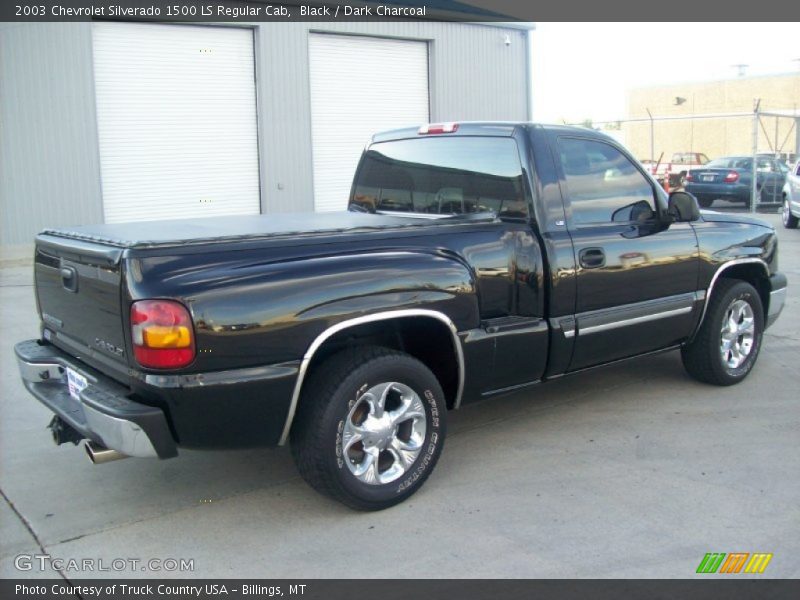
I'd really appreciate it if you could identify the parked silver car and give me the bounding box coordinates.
[783,160,800,229]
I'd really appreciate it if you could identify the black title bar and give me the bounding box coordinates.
[3,0,800,22]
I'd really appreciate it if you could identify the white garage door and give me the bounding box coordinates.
[309,34,429,212]
[92,23,260,223]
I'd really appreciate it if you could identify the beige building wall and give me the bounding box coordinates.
[623,73,800,162]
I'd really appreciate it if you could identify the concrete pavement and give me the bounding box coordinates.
[1,213,798,579]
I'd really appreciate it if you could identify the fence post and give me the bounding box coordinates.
[751,100,760,215]
[795,117,800,157]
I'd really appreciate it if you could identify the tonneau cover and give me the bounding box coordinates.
[40,211,496,250]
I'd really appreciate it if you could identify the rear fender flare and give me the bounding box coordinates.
[278,309,464,445]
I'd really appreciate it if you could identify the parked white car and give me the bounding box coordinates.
[783,160,800,229]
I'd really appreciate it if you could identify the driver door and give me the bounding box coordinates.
[556,136,700,371]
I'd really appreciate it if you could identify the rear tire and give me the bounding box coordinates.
[291,346,447,510]
[681,280,763,386]
[783,197,799,229]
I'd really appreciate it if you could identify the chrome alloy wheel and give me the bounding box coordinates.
[719,299,755,369]
[342,382,427,485]
[783,199,792,226]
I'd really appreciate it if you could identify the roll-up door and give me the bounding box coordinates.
[92,23,260,223]
[309,34,429,212]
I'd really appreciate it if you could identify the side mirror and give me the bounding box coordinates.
[667,191,701,222]
[612,200,656,223]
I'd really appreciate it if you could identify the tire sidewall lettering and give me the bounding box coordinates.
[333,374,443,495]
[396,389,440,495]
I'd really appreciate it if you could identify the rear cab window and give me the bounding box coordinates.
[350,137,529,219]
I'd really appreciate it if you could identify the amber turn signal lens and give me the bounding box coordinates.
[142,325,192,348]
[130,300,195,369]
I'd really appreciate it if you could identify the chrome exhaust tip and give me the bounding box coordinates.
[84,441,128,464]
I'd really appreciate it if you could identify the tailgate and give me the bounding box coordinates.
[34,235,128,370]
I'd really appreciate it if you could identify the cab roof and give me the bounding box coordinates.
[370,122,615,143]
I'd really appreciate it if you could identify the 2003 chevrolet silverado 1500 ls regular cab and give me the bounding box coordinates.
[15,123,787,510]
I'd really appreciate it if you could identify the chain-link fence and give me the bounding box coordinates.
[572,102,800,213]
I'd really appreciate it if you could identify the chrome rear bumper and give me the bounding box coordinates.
[14,340,177,459]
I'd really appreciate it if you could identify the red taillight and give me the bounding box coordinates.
[685,173,694,182]
[724,171,739,183]
[418,122,458,135]
[131,300,195,369]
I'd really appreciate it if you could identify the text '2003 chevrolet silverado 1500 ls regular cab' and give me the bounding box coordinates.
[16,123,787,510]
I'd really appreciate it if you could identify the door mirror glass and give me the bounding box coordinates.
[611,200,656,223]
[667,191,701,222]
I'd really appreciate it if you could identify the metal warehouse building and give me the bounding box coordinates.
[0,18,533,251]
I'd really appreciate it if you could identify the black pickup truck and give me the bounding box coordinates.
[15,122,787,510]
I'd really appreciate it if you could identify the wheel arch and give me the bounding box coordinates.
[692,258,770,340]
[279,309,464,445]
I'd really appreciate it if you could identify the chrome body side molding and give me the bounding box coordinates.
[579,306,693,335]
[571,292,698,337]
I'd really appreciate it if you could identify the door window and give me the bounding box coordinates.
[558,138,656,226]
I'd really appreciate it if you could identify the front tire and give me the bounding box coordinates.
[681,280,764,386]
[783,197,799,229]
[291,346,446,510]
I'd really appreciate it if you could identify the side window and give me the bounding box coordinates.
[756,159,775,172]
[558,138,656,226]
